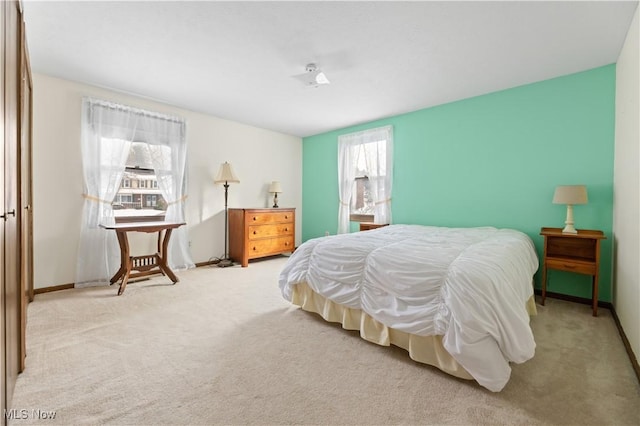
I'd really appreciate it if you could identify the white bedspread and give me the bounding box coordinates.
[278,224,539,391]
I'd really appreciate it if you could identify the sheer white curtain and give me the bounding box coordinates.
[148,143,192,269]
[337,125,393,234]
[76,98,194,287]
[337,135,357,234]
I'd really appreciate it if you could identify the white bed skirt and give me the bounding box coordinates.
[291,281,537,383]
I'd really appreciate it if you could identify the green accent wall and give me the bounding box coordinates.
[302,65,615,302]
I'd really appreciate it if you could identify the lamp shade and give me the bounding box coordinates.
[214,161,240,184]
[269,181,283,193]
[552,185,588,205]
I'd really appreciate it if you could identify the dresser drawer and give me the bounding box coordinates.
[249,236,294,257]
[248,211,293,225]
[545,258,596,275]
[249,223,293,240]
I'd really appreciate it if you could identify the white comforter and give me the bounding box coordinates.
[279,224,539,391]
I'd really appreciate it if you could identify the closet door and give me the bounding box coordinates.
[1,0,6,419]
[2,0,23,411]
[19,17,32,371]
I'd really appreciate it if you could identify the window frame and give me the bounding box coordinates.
[338,125,393,234]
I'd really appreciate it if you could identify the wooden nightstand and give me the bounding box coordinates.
[359,222,389,231]
[540,227,606,316]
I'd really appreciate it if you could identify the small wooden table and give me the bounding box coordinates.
[100,221,185,295]
[540,227,606,316]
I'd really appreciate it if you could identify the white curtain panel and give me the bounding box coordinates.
[76,98,194,287]
[337,135,357,234]
[337,125,393,234]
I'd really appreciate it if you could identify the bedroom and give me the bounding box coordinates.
[1,0,639,424]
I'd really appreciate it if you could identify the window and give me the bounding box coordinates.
[113,142,167,223]
[350,175,373,222]
[348,140,387,222]
[77,97,193,287]
[338,126,393,234]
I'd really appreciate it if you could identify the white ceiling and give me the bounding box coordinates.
[22,1,638,138]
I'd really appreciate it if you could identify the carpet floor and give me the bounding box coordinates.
[9,256,640,425]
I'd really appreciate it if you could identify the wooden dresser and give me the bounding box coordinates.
[228,208,295,267]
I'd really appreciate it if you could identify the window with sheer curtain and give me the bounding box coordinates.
[76,98,194,287]
[337,125,393,234]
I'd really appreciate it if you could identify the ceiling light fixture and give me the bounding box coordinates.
[294,63,330,88]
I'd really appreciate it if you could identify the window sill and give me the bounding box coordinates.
[350,214,374,223]
[115,215,166,224]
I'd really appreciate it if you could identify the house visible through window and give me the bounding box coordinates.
[113,142,167,222]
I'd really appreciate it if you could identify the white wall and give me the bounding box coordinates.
[613,6,639,359]
[32,73,302,289]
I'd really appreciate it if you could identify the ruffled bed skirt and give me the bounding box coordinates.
[291,281,537,381]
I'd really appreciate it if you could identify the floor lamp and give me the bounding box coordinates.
[214,161,240,267]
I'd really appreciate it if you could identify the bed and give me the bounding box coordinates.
[278,224,539,392]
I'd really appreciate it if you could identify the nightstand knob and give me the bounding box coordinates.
[284,242,288,246]
[252,247,257,251]
[284,215,288,219]
[253,217,257,221]
[253,231,257,235]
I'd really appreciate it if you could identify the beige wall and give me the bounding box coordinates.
[32,73,302,289]
[613,6,639,359]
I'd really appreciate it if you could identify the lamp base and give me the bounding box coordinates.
[562,204,578,234]
[217,258,234,268]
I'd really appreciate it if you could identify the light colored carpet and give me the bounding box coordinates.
[9,256,640,425]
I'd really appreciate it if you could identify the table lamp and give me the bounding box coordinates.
[552,185,588,234]
[269,181,282,208]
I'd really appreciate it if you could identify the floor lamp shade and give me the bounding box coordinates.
[214,162,239,267]
[214,161,240,184]
[552,185,588,234]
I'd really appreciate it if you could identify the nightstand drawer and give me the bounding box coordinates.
[546,258,596,275]
[249,236,294,256]
[248,223,293,239]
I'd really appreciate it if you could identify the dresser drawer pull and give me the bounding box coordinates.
[253,231,257,235]
[253,247,257,251]
[284,228,288,232]
[253,217,257,221]
[284,242,288,246]
[285,215,288,219]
